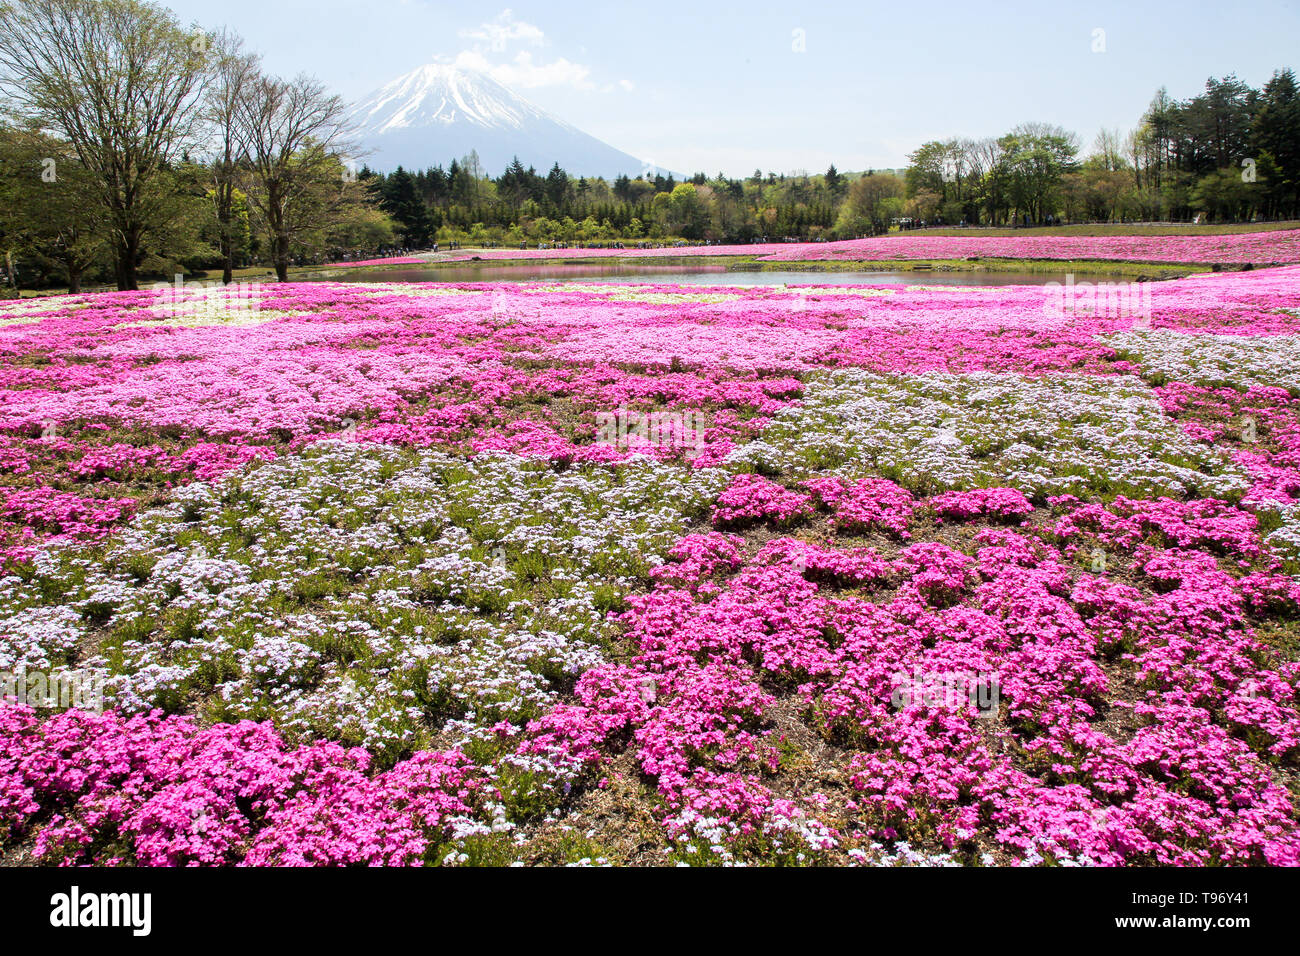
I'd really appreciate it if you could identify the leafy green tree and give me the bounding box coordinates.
[199,185,252,271]
[836,171,904,235]
[1061,158,1132,222]
[1191,167,1257,221]
[0,123,110,292]
[997,123,1078,223]
[0,0,213,289]
[326,193,396,255]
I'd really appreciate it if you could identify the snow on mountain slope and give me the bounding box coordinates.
[349,64,653,179]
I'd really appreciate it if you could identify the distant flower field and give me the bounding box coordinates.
[324,256,429,268]
[2,268,1300,866]
[439,228,1300,267]
[762,229,1300,265]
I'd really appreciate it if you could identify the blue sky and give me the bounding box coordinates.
[163,0,1300,177]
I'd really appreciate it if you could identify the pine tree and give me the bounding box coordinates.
[545,162,569,210]
[1252,69,1300,217]
[380,168,435,247]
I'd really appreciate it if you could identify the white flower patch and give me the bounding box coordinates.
[1262,502,1300,562]
[2,442,725,754]
[233,633,322,688]
[0,313,59,329]
[728,369,1248,500]
[123,282,308,328]
[1103,329,1300,394]
[121,309,311,329]
[351,284,486,299]
[0,605,83,671]
[0,296,94,327]
[103,661,193,713]
[772,286,897,298]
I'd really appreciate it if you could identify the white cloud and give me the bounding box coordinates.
[451,8,615,94]
[458,9,545,52]
[501,51,594,90]
[452,49,594,90]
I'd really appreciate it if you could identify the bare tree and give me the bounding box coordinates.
[1092,128,1127,171]
[238,73,357,281]
[0,0,213,290]
[967,137,1007,224]
[203,31,260,284]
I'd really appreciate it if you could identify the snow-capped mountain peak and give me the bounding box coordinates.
[348,64,651,179]
[351,64,572,136]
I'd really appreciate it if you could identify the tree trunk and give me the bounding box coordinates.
[274,233,290,282]
[114,230,140,291]
[67,266,82,295]
[217,184,235,285]
[221,237,234,285]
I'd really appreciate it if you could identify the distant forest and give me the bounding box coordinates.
[367,68,1300,247]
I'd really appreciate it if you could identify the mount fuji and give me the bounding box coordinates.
[348,64,654,180]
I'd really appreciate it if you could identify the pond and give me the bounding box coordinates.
[318,262,1137,287]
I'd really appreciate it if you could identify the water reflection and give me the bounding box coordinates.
[318,262,1134,288]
